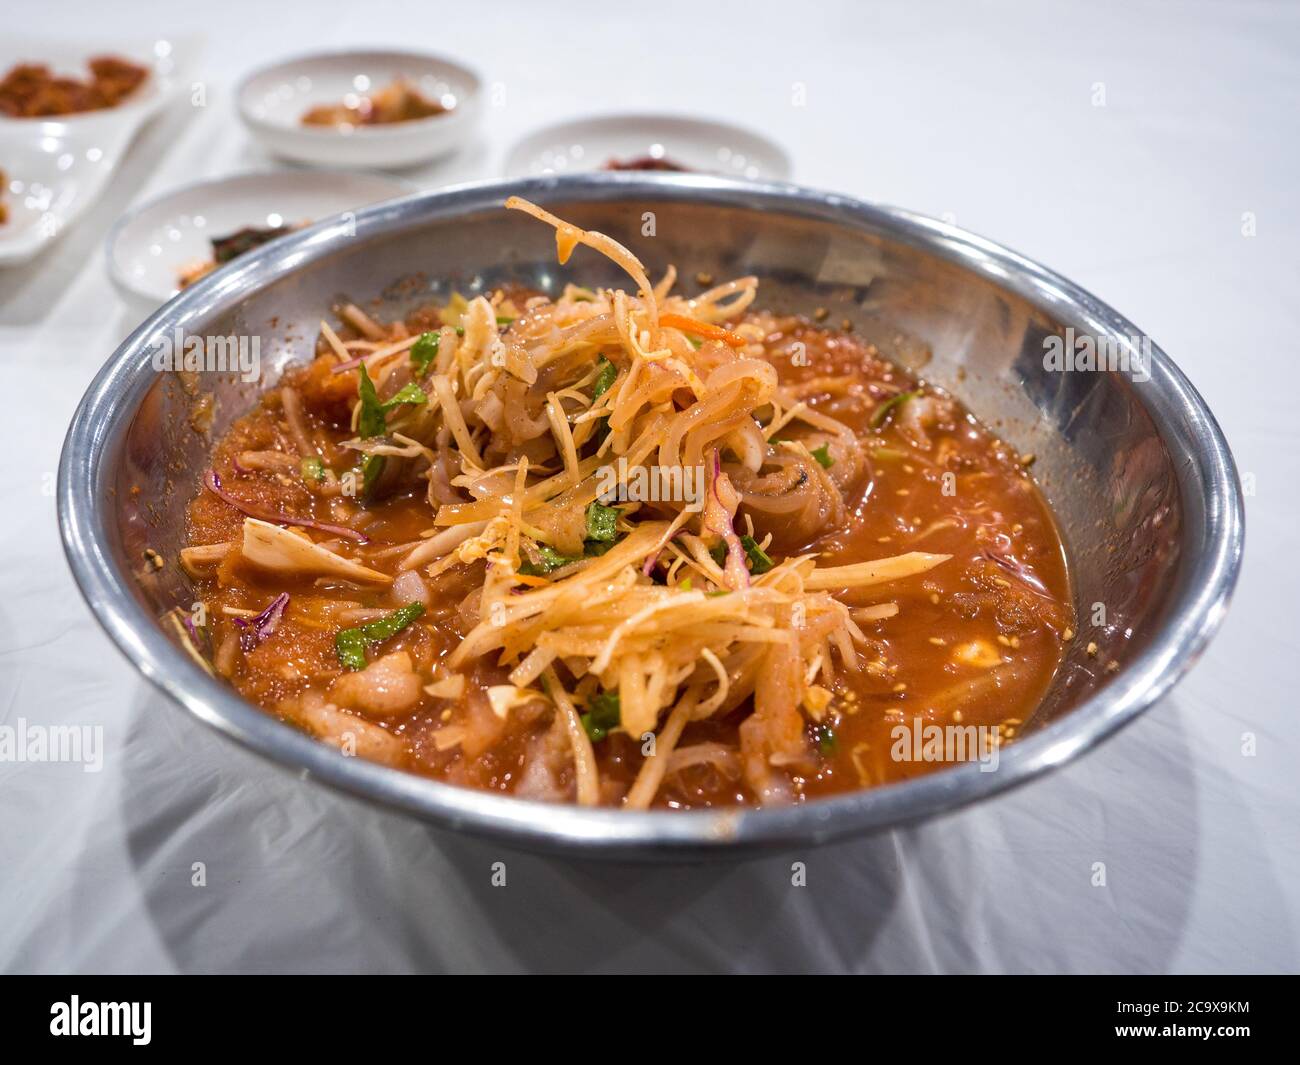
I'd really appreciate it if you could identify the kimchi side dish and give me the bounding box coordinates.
[180,198,1074,809]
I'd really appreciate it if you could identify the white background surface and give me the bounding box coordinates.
[1,0,1295,973]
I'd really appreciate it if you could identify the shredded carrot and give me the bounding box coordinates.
[659,313,748,349]
[511,572,552,588]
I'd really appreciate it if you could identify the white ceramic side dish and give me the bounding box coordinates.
[0,38,178,266]
[106,169,413,315]
[236,49,482,170]
[503,114,792,182]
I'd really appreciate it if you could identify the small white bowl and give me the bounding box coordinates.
[0,37,177,265]
[106,169,413,315]
[503,113,792,181]
[236,49,482,170]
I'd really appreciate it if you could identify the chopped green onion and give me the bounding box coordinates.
[679,577,693,592]
[813,724,838,756]
[870,390,920,429]
[710,536,774,574]
[581,689,621,742]
[300,457,325,482]
[739,535,774,574]
[496,315,515,327]
[334,603,425,671]
[811,443,834,468]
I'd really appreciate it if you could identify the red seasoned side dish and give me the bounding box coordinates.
[0,55,148,117]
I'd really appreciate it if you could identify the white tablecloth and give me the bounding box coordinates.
[1,0,1294,973]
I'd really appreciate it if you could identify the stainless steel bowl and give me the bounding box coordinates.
[59,175,1244,858]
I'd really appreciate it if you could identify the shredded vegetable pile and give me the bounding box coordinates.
[184,198,957,808]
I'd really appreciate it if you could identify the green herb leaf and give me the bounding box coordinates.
[870,390,920,429]
[361,454,385,493]
[583,360,619,444]
[581,689,621,742]
[711,535,775,574]
[357,364,387,438]
[585,501,621,543]
[357,363,426,501]
[811,443,834,468]
[813,724,838,756]
[592,358,619,399]
[410,331,440,377]
[359,364,428,439]
[518,545,582,576]
[384,382,427,410]
[334,602,425,671]
[739,534,774,574]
